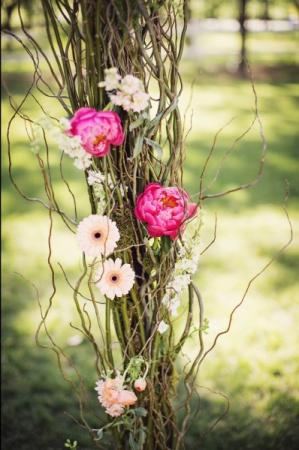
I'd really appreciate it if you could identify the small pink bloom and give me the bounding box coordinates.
[68,107,124,157]
[95,376,137,417]
[106,403,124,417]
[118,390,138,406]
[134,183,198,239]
[134,378,147,392]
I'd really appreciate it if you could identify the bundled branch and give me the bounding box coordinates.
[4,1,292,450]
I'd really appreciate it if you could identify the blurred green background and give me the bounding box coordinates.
[1,1,299,449]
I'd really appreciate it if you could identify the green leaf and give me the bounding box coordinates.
[133,133,144,158]
[161,235,172,253]
[134,407,148,417]
[146,97,178,130]
[138,428,147,447]
[129,433,139,450]
[144,138,163,159]
[129,116,145,131]
[103,102,113,111]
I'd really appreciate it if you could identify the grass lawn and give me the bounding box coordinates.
[2,30,299,450]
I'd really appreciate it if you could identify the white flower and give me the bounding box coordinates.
[169,274,191,294]
[96,187,107,215]
[87,170,114,188]
[54,131,82,157]
[120,74,143,95]
[77,215,120,257]
[110,90,149,113]
[73,151,92,170]
[98,67,121,91]
[95,258,135,299]
[87,170,105,186]
[162,293,180,317]
[59,117,71,131]
[110,91,133,111]
[175,258,198,274]
[158,320,169,334]
[131,91,150,112]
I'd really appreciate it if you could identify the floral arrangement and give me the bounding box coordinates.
[5,2,279,450]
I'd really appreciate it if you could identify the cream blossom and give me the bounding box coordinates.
[73,148,93,170]
[162,293,180,317]
[99,68,150,112]
[87,170,114,188]
[162,216,202,316]
[120,74,143,95]
[77,215,120,257]
[109,91,133,111]
[109,89,150,112]
[98,67,121,91]
[131,91,150,113]
[96,258,135,299]
[46,118,93,170]
[59,117,71,131]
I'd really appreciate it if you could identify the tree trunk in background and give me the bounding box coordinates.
[238,0,248,77]
[2,0,18,31]
[262,0,270,20]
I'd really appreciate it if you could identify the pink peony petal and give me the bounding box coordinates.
[187,203,198,219]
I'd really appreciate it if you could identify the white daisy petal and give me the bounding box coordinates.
[95,258,135,300]
[77,215,120,257]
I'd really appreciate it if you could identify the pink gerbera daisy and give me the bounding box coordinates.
[95,258,135,299]
[77,215,120,257]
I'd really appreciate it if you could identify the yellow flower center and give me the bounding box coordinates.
[161,195,177,208]
[93,133,106,146]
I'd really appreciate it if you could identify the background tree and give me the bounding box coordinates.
[238,0,249,76]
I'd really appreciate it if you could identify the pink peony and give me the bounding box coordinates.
[134,183,197,240]
[68,107,124,157]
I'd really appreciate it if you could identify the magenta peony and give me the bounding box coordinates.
[68,107,124,157]
[134,183,197,240]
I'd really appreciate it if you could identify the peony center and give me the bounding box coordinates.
[161,195,178,208]
[93,133,106,146]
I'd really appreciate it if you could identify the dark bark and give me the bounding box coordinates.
[2,0,18,31]
[238,0,248,77]
[262,0,270,20]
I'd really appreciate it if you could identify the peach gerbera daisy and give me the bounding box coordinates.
[96,258,135,299]
[77,215,120,257]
